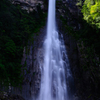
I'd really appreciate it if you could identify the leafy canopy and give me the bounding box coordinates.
[82,0,100,28]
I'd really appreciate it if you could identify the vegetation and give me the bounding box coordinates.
[82,0,100,28]
[60,1,100,65]
[75,0,100,56]
[0,0,46,87]
[77,0,100,28]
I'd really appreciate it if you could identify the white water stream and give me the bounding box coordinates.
[38,0,73,100]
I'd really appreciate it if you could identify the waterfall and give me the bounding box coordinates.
[37,0,73,100]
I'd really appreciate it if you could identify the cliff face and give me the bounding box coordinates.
[21,26,46,100]
[11,0,82,99]
[7,0,100,100]
[0,0,46,100]
[14,1,79,100]
[11,0,44,12]
[56,0,81,99]
[56,0,100,100]
[19,0,81,99]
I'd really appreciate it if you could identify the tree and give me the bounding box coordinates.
[82,0,100,28]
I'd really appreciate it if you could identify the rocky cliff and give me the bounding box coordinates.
[5,0,100,100]
[56,0,100,100]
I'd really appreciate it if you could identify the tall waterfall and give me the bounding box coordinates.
[38,0,73,100]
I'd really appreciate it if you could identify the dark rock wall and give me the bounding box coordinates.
[7,0,100,100]
[56,0,80,90]
[10,26,46,100]
[22,26,46,100]
[15,0,82,99]
[56,0,100,100]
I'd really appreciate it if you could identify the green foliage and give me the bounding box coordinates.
[0,0,46,87]
[76,0,83,9]
[82,0,100,28]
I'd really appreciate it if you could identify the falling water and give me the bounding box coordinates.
[38,0,73,100]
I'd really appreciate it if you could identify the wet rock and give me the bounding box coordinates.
[11,0,44,12]
[56,0,100,100]
[8,95,25,100]
[0,92,25,100]
[17,26,46,100]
